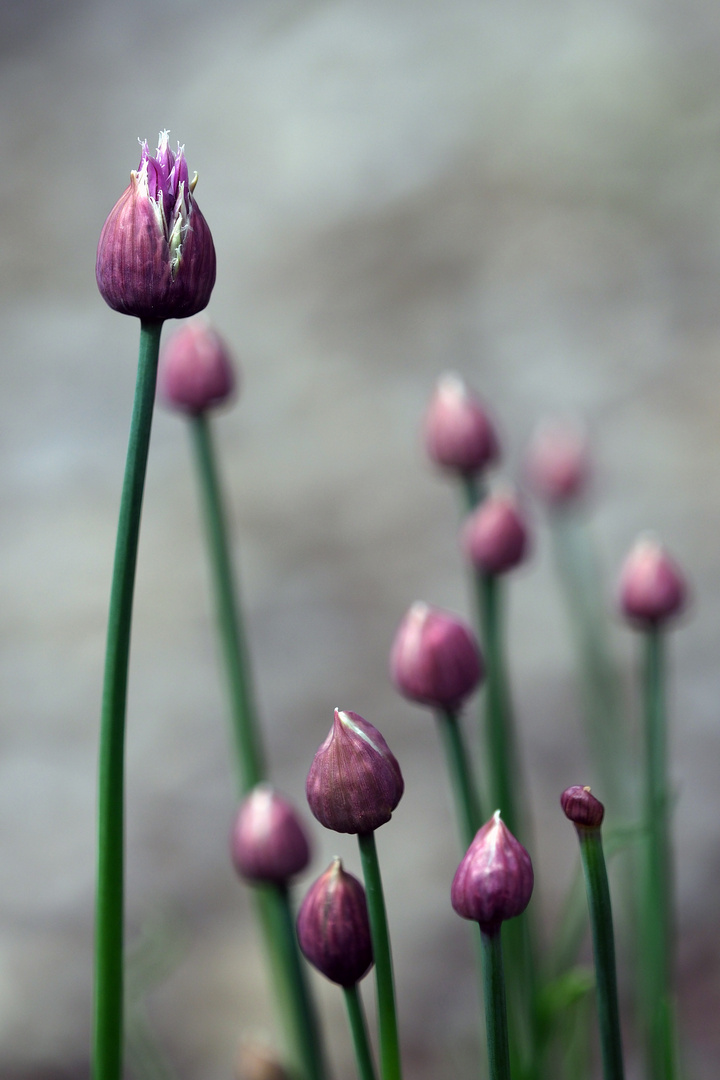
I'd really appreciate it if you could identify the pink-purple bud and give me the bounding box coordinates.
[423,374,499,476]
[451,811,534,936]
[296,858,373,987]
[96,132,216,321]
[158,321,236,415]
[560,785,605,829]
[618,537,688,627]
[390,602,483,711]
[526,420,591,506]
[462,492,529,575]
[306,709,404,834]
[230,785,311,885]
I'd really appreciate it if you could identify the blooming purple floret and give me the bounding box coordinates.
[451,811,534,935]
[96,131,216,320]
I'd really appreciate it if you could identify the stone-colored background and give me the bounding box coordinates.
[2,0,720,1077]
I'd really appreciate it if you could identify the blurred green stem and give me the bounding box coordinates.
[480,929,511,1080]
[94,319,163,1080]
[343,984,378,1080]
[436,709,483,847]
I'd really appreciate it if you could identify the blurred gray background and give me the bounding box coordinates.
[2,0,720,1077]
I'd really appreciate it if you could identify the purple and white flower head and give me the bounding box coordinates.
[96,132,216,320]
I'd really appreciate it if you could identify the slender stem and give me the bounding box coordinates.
[436,709,483,848]
[576,828,625,1080]
[94,319,163,1080]
[357,832,402,1080]
[343,984,379,1080]
[480,929,511,1080]
[189,413,265,791]
[640,628,677,1080]
[459,473,482,514]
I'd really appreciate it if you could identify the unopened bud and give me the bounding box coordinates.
[451,810,533,935]
[158,321,236,415]
[462,491,529,575]
[560,785,605,829]
[390,602,483,710]
[306,709,404,834]
[618,536,687,627]
[526,420,591,506]
[296,858,373,987]
[424,374,499,476]
[230,785,311,885]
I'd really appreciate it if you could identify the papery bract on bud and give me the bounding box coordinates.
[526,419,591,506]
[296,857,373,987]
[96,131,216,321]
[451,810,534,935]
[230,784,311,885]
[462,492,530,576]
[390,602,483,711]
[618,536,688,627]
[424,373,499,476]
[560,785,605,829]
[306,709,404,834]
[158,321,236,415]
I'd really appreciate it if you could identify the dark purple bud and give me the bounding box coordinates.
[96,131,216,321]
[526,420,591,506]
[451,811,534,936]
[158,321,236,415]
[560,785,605,829]
[390,602,483,711]
[462,492,529,576]
[424,374,499,476]
[296,858,373,987]
[230,785,311,885]
[618,537,688,627]
[306,709,404,834]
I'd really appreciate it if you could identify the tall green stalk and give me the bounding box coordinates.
[343,984,379,1080]
[188,412,325,1080]
[480,929,511,1080]
[639,628,677,1080]
[436,709,483,848]
[358,831,402,1080]
[94,319,163,1080]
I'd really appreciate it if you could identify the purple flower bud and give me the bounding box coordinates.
[451,811,534,936]
[560,785,605,829]
[462,492,529,576]
[296,858,373,987]
[236,1044,292,1080]
[306,709,404,834]
[96,132,216,321]
[618,537,688,627]
[158,321,236,415]
[230,785,311,885]
[526,420,591,506]
[424,374,499,476]
[390,602,483,711]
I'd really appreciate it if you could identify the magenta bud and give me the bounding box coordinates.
[158,321,236,415]
[451,811,534,935]
[230,785,311,885]
[423,374,499,476]
[390,602,483,711]
[306,709,404,834]
[526,420,591,506]
[96,132,216,321]
[462,492,529,575]
[296,857,373,987]
[618,537,688,627]
[560,785,605,829]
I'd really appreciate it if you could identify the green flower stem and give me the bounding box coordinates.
[480,928,511,1080]
[640,628,677,1080]
[189,412,264,791]
[343,984,379,1080]
[459,473,482,515]
[94,318,163,1080]
[188,414,325,1080]
[436,709,483,849]
[358,831,402,1080]
[575,826,625,1080]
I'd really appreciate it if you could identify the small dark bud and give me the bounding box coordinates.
[296,857,373,987]
[560,785,605,829]
[618,536,688,627]
[451,811,534,936]
[462,491,529,576]
[424,374,499,476]
[306,709,404,834]
[230,785,311,885]
[390,601,483,711]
